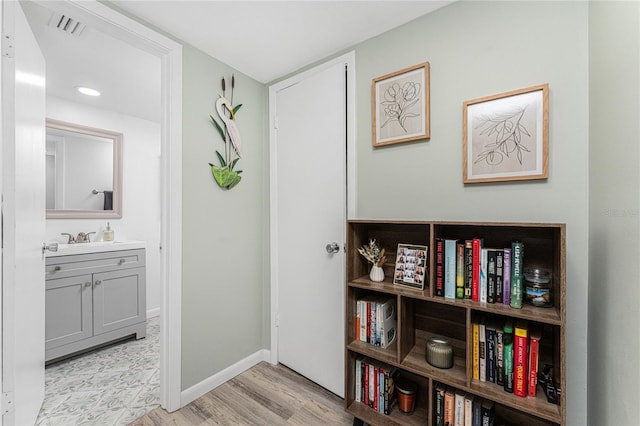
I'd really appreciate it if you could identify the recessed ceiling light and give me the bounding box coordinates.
[76,86,101,97]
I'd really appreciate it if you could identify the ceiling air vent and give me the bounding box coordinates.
[48,12,86,37]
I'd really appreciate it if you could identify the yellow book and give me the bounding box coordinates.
[472,321,479,380]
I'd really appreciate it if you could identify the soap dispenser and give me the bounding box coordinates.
[103,222,114,241]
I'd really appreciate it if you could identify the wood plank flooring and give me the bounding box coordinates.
[129,362,353,425]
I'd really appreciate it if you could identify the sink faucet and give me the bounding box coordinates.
[61,232,96,244]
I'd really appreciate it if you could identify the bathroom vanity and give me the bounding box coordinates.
[44,242,146,362]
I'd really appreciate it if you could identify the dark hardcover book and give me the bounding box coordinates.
[436,238,445,297]
[384,367,399,414]
[485,320,497,383]
[487,249,496,303]
[495,249,504,304]
[464,240,473,299]
[472,397,483,426]
[496,327,504,386]
[510,241,525,308]
[481,399,495,426]
[434,383,446,426]
[456,243,465,299]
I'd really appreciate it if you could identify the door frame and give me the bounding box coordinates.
[1,0,184,413]
[268,51,356,365]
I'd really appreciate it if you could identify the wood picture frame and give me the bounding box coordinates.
[463,84,549,183]
[372,62,430,147]
[393,243,428,290]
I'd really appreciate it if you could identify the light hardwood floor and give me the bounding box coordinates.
[129,362,353,425]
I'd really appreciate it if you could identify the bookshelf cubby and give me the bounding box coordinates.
[345,220,566,426]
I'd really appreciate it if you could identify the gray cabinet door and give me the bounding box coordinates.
[45,274,93,349]
[93,267,146,335]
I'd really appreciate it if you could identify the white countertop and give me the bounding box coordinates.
[45,240,146,257]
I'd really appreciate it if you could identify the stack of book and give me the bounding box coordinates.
[435,238,526,309]
[354,357,399,415]
[355,295,397,348]
[472,316,542,398]
[434,383,495,426]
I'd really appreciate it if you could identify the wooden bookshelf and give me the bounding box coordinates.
[345,220,566,426]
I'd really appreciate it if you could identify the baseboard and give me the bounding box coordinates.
[147,307,160,318]
[180,349,271,407]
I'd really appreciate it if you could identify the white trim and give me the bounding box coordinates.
[147,307,161,319]
[180,349,271,407]
[33,0,184,412]
[268,51,356,367]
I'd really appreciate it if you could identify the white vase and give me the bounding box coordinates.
[369,265,385,282]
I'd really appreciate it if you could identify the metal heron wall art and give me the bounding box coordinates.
[209,74,243,190]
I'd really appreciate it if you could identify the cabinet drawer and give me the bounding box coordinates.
[46,249,146,279]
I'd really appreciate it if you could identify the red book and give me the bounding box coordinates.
[514,321,529,397]
[528,327,542,397]
[363,361,369,406]
[471,238,481,301]
[436,238,445,296]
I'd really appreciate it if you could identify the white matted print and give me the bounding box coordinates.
[372,62,430,147]
[463,84,548,183]
[394,244,428,290]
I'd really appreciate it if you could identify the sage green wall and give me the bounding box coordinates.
[353,2,588,423]
[181,45,268,389]
[588,2,640,425]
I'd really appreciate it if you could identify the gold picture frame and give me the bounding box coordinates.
[463,84,549,183]
[372,62,430,147]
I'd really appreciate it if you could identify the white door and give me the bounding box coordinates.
[271,59,350,397]
[1,2,47,425]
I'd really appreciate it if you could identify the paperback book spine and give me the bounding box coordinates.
[464,394,474,426]
[480,248,488,303]
[528,327,542,397]
[495,249,504,303]
[514,321,529,397]
[444,387,455,426]
[496,327,504,386]
[464,240,473,299]
[445,239,457,299]
[485,322,496,383]
[503,320,514,393]
[436,238,445,297]
[502,249,511,306]
[355,358,362,402]
[455,390,466,426]
[481,399,495,426]
[456,243,465,299]
[479,320,486,382]
[472,398,483,426]
[384,367,398,415]
[355,300,361,341]
[360,300,367,342]
[363,360,369,406]
[510,242,524,309]
[472,320,480,380]
[472,239,481,301]
[487,249,496,304]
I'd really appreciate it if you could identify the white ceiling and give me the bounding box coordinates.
[23,0,453,123]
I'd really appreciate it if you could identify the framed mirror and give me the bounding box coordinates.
[46,118,123,219]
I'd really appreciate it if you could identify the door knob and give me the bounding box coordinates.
[325,242,340,254]
[42,242,59,254]
[94,280,102,286]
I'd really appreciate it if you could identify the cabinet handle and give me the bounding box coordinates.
[53,266,61,271]
[118,259,125,265]
[85,282,92,287]
[94,280,102,286]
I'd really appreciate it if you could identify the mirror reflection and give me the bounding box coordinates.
[46,119,123,219]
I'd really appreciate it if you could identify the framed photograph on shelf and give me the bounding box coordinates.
[463,83,549,183]
[372,62,430,147]
[394,243,428,290]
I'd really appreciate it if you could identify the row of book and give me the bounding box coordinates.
[355,295,397,348]
[434,383,495,426]
[472,316,541,398]
[354,357,399,415]
[435,238,526,308]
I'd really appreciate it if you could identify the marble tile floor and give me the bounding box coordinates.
[36,316,160,426]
